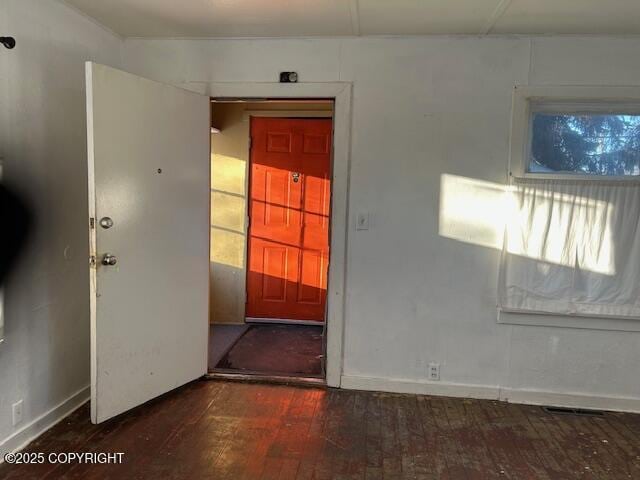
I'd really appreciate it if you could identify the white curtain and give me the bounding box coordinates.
[498,178,640,319]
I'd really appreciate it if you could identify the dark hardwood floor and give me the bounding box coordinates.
[215,324,324,376]
[1,380,640,479]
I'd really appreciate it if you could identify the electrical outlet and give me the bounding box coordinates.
[428,362,440,381]
[12,400,23,426]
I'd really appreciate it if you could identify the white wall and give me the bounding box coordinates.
[123,35,640,411]
[0,0,121,455]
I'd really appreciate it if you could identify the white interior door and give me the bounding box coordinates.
[85,62,210,423]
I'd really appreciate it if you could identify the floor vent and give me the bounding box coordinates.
[542,406,605,417]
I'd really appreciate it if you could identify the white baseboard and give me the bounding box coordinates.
[0,385,90,460]
[499,387,640,414]
[340,375,500,399]
[341,374,640,413]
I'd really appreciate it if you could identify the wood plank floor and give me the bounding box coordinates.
[1,380,640,479]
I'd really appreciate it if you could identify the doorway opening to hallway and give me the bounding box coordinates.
[208,99,334,382]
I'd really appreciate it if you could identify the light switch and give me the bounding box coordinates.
[356,212,369,231]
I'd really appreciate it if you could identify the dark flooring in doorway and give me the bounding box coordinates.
[214,324,324,377]
[208,324,249,370]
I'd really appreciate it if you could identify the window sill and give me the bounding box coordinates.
[497,308,640,332]
[515,172,640,182]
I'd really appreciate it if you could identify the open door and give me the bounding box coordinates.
[85,63,210,423]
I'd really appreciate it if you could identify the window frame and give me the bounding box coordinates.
[509,85,640,181]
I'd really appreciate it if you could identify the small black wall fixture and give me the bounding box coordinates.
[1,37,16,49]
[279,71,298,83]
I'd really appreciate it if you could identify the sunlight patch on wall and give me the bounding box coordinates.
[212,154,246,196]
[211,191,246,233]
[210,153,247,269]
[439,173,616,276]
[439,174,509,250]
[211,228,245,269]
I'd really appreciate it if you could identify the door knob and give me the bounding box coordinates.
[101,253,117,266]
[292,172,300,183]
[99,217,114,229]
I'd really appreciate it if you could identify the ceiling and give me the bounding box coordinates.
[62,0,640,38]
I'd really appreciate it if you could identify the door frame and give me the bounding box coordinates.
[205,82,352,388]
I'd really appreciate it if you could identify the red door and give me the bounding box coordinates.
[246,117,332,322]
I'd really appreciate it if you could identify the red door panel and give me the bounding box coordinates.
[262,246,287,301]
[247,117,332,322]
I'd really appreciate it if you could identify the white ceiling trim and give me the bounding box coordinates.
[122,33,640,42]
[481,0,514,35]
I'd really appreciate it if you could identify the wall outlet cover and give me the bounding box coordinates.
[12,400,23,426]
[428,362,440,381]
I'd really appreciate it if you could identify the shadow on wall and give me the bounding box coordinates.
[210,261,245,325]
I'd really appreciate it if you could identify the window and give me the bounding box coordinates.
[509,86,640,179]
[529,111,640,176]
[503,87,640,323]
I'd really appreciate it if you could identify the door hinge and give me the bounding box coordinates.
[89,255,96,267]
[248,136,252,151]
[89,217,95,229]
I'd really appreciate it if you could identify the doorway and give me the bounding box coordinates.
[208,100,334,381]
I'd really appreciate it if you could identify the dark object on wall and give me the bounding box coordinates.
[0,184,33,285]
[279,71,298,83]
[1,37,16,49]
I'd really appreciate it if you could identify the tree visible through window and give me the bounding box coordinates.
[529,113,640,175]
